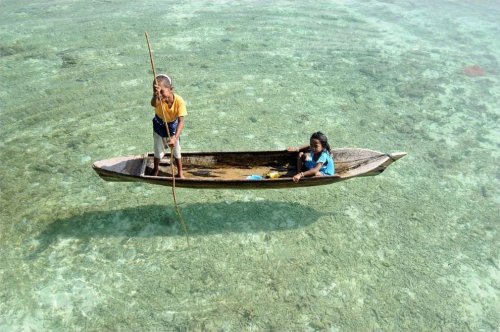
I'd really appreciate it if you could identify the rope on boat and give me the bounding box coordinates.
[145,32,189,246]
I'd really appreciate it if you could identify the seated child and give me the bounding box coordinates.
[290,132,335,183]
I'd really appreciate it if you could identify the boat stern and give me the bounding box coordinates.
[92,155,146,182]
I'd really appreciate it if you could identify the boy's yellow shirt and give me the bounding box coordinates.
[154,93,187,123]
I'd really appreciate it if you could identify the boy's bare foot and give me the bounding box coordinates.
[176,173,185,179]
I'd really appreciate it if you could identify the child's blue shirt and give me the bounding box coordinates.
[304,150,335,175]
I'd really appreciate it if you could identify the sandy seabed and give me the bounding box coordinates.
[1,0,499,330]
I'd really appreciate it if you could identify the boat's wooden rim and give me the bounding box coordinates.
[139,173,342,181]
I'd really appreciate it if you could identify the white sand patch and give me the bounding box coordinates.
[345,205,361,220]
[81,155,91,163]
[120,79,140,87]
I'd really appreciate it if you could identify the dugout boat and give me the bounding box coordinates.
[92,148,406,189]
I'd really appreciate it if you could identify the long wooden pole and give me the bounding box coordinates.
[145,33,174,178]
[145,32,189,245]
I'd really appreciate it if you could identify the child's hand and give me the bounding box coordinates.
[153,83,162,99]
[292,172,304,183]
[287,147,299,152]
[167,136,177,147]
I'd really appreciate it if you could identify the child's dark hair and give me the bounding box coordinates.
[155,74,173,89]
[311,131,331,153]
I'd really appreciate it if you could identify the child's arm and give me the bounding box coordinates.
[151,90,160,106]
[167,116,184,146]
[151,83,161,106]
[292,163,323,183]
[287,144,309,152]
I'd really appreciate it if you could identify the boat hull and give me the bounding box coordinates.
[92,149,406,189]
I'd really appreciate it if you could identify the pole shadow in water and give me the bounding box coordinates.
[29,201,326,256]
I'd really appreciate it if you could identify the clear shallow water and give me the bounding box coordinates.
[1,0,499,330]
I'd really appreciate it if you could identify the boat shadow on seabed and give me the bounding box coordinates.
[25,201,327,257]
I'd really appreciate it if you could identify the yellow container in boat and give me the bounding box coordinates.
[266,172,281,179]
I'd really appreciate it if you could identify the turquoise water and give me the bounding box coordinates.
[1,0,499,330]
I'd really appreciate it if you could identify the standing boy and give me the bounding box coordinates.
[151,74,187,177]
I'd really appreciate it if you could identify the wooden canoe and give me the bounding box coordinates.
[92,148,406,189]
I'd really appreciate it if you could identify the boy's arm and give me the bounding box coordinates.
[151,92,160,106]
[168,117,184,146]
[151,83,161,106]
[174,116,184,140]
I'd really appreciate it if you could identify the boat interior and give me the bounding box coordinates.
[145,152,298,179]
